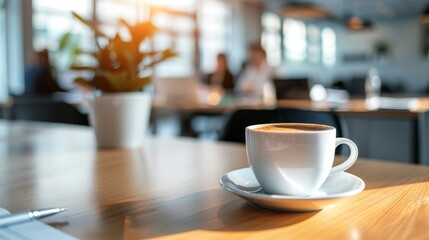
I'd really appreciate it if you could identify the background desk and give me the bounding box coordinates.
[152,97,429,164]
[19,93,428,164]
[278,98,429,164]
[0,121,428,239]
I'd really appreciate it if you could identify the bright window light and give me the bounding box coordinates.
[199,0,229,73]
[322,27,337,66]
[146,0,197,12]
[307,24,320,63]
[283,18,307,62]
[261,12,281,67]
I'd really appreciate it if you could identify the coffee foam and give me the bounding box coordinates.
[254,124,331,132]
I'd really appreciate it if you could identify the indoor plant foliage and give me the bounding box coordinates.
[71,12,177,92]
[70,12,176,148]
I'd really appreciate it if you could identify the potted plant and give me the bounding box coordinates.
[70,12,176,148]
[373,40,391,61]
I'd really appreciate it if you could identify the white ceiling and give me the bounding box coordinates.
[262,0,429,21]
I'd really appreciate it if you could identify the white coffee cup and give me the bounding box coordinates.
[246,123,358,196]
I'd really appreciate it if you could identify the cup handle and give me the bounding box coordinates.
[329,138,359,176]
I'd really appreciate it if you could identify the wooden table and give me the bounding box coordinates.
[1,121,429,239]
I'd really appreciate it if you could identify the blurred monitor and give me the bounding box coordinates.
[347,76,366,96]
[154,76,200,104]
[273,78,311,100]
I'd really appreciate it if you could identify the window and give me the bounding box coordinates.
[97,0,140,26]
[283,19,307,62]
[150,0,197,77]
[31,0,233,80]
[281,18,337,66]
[261,12,281,67]
[322,28,337,66]
[199,0,229,73]
[150,0,196,13]
[33,0,92,52]
[32,0,196,78]
[33,0,93,75]
[0,0,6,102]
[307,24,320,63]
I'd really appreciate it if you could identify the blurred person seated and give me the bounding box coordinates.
[24,49,65,94]
[235,44,275,105]
[189,54,235,138]
[204,53,235,93]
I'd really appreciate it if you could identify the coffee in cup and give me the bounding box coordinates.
[246,123,358,196]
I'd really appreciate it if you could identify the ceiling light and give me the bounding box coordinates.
[347,17,363,30]
[279,2,331,19]
[346,17,372,30]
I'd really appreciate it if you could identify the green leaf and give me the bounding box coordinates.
[129,76,151,91]
[58,32,72,51]
[71,12,108,38]
[102,71,130,92]
[74,76,116,92]
[109,34,136,71]
[119,19,157,43]
[70,66,98,71]
[141,48,178,71]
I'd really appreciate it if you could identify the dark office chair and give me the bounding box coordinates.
[276,108,348,154]
[219,108,348,154]
[273,78,311,100]
[11,95,89,126]
[219,109,278,143]
[276,108,347,138]
[346,76,366,96]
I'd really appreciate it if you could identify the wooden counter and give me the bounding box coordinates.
[1,121,429,239]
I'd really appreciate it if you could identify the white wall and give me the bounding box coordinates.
[0,1,7,102]
[5,0,32,95]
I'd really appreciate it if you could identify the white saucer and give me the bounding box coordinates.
[220,168,365,212]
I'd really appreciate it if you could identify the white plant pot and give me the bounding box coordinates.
[88,92,151,148]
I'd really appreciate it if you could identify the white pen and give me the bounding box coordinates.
[0,208,68,227]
